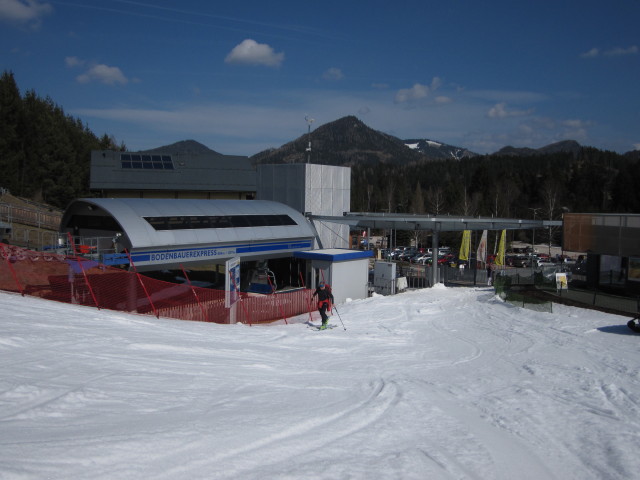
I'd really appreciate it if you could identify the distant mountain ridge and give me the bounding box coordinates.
[495,140,582,157]
[403,138,477,160]
[250,116,596,167]
[142,118,633,164]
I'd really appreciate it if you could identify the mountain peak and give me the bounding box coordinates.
[141,139,221,156]
[251,115,424,166]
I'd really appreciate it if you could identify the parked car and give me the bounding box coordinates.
[411,253,429,264]
[397,249,417,262]
[416,255,434,265]
[506,255,529,267]
[419,254,452,265]
[388,248,405,260]
[536,259,554,268]
[540,264,573,282]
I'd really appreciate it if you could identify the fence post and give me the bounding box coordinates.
[1,244,25,296]
[180,264,210,322]
[267,273,288,324]
[124,249,159,318]
[300,272,314,323]
[66,232,100,309]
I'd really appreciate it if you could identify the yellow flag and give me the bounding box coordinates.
[459,230,471,261]
[494,230,506,266]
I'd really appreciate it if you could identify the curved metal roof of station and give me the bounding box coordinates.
[61,198,316,269]
[63,198,315,247]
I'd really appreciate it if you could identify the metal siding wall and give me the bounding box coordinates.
[256,163,351,249]
[313,165,349,248]
[306,165,323,214]
[285,166,305,212]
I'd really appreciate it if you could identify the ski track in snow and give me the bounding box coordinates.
[0,288,639,479]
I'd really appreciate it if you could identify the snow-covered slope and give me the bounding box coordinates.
[404,138,477,160]
[1,287,638,479]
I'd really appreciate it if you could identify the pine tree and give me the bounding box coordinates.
[0,71,25,194]
[410,181,425,214]
[0,70,126,208]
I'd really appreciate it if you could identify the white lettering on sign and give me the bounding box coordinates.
[149,248,236,262]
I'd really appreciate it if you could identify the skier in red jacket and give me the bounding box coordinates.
[312,282,334,329]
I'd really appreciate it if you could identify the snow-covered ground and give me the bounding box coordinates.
[1,286,638,479]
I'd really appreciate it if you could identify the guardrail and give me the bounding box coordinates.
[0,202,62,231]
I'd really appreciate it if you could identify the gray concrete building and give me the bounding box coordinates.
[90,149,256,200]
[256,164,350,249]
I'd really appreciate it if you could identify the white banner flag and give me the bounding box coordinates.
[476,230,488,265]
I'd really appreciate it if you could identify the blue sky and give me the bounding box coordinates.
[1,0,638,156]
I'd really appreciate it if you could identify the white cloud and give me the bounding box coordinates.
[0,0,52,28]
[560,119,591,141]
[633,143,640,151]
[434,96,452,105]
[468,89,548,103]
[580,48,600,58]
[487,102,533,119]
[604,45,638,56]
[224,39,284,67]
[64,56,83,68]
[76,64,128,85]
[563,119,590,129]
[394,77,443,104]
[395,83,429,103]
[581,45,638,58]
[322,67,343,80]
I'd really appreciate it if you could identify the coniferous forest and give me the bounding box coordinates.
[348,150,640,247]
[350,148,640,217]
[0,71,123,209]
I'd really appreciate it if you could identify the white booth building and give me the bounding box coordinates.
[294,249,372,305]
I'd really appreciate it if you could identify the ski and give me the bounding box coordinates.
[308,324,337,331]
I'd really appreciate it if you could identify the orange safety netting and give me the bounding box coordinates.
[0,244,314,325]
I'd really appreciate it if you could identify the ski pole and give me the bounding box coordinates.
[333,305,346,331]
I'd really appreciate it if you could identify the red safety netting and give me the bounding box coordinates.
[0,243,314,325]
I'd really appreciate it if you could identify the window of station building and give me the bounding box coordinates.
[69,214,121,231]
[121,154,174,170]
[143,215,297,230]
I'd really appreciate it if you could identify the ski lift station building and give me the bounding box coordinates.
[64,157,372,300]
[60,195,372,302]
[60,197,316,268]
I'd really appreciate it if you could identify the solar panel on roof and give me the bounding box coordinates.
[120,153,175,170]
